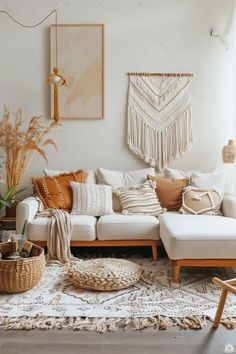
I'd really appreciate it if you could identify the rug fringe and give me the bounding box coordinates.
[0,316,208,332]
[220,317,236,329]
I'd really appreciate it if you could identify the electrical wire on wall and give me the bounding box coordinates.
[0,10,66,122]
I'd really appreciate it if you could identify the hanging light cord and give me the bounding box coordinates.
[0,9,58,67]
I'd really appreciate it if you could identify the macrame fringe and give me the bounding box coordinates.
[127,105,193,171]
[0,315,210,332]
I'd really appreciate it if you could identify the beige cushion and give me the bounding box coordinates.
[67,258,141,291]
[159,212,236,259]
[27,215,97,241]
[97,167,155,212]
[180,188,223,215]
[71,182,113,216]
[114,180,164,216]
[44,168,97,184]
[97,213,160,240]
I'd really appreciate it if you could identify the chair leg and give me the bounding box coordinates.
[173,265,181,283]
[212,289,228,328]
[151,245,158,261]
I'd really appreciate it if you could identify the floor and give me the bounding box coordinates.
[0,322,235,354]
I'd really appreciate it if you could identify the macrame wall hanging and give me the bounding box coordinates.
[127,72,193,171]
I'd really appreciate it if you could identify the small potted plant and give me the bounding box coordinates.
[0,107,57,217]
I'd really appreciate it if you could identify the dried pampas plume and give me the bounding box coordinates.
[0,107,57,193]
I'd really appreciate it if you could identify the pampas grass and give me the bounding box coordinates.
[0,107,57,194]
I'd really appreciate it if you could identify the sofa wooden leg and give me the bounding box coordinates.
[173,265,181,282]
[152,245,158,261]
[212,289,228,328]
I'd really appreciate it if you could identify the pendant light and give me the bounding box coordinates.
[0,9,66,123]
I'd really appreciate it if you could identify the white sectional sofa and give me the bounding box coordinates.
[16,168,236,281]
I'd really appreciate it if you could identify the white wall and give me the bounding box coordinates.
[0,0,235,190]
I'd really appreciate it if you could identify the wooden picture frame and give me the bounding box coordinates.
[50,24,104,119]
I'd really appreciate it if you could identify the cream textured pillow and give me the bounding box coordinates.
[114,180,165,216]
[180,187,223,215]
[71,182,113,216]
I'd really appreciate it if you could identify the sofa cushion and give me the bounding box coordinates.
[164,167,218,180]
[191,171,225,191]
[159,213,236,260]
[180,188,223,215]
[97,167,155,212]
[97,213,160,240]
[147,176,189,211]
[71,182,113,216]
[32,170,87,210]
[44,169,97,184]
[114,180,164,216]
[27,215,97,241]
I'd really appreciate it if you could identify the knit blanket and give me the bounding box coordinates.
[127,75,193,171]
[37,209,76,264]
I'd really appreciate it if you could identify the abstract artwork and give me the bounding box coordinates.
[50,24,104,119]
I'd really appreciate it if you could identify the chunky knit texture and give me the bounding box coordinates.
[67,258,141,291]
[71,182,113,216]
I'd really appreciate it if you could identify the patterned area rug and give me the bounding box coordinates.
[0,258,236,331]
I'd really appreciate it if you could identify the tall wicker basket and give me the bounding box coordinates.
[0,241,45,293]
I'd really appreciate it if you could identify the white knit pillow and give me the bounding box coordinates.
[71,182,113,216]
[114,180,165,216]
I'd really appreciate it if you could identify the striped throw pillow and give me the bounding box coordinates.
[114,180,165,216]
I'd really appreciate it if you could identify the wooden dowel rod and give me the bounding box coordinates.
[127,72,193,77]
[225,278,236,285]
[213,277,236,296]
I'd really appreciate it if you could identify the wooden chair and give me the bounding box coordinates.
[212,277,236,328]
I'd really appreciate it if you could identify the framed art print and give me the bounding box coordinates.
[50,24,104,119]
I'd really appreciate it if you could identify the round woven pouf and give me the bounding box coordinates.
[67,258,141,291]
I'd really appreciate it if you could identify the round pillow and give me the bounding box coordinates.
[67,258,141,291]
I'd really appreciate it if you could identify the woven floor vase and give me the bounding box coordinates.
[0,241,45,294]
[68,258,141,291]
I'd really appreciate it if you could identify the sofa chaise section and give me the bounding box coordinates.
[159,194,236,282]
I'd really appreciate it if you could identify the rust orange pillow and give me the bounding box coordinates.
[32,170,87,210]
[147,176,189,211]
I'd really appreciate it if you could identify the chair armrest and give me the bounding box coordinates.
[222,194,236,218]
[16,197,40,234]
